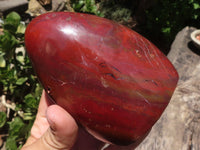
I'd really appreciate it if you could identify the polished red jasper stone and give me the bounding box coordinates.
[25,12,178,146]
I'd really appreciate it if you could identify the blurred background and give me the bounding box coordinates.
[0,0,200,149]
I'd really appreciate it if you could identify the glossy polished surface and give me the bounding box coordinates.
[25,12,179,146]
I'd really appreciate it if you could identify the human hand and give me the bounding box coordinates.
[21,90,78,150]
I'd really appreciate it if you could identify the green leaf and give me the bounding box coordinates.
[35,83,43,98]
[4,12,21,33]
[8,117,25,136]
[24,93,39,109]
[193,14,198,19]
[0,53,6,67]
[6,136,18,150]
[20,120,34,140]
[16,55,24,64]
[16,77,28,85]
[193,3,200,9]
[0,112,7,127]
[71,0,101,15]
[6,117,24,149]
[0,31,18,52]
[162,27,171,34]
[72,0,84,10]
[16,23,26,34]
[17,145,23,150]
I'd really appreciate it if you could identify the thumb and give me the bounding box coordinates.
[25,105,78,150]
[44,105,78,149]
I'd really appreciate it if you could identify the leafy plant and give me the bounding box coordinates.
[0,112,6,128]
[145,0,200,45]
[71,0,103,16]
[0,12,42,149]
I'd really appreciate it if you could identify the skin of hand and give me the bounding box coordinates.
[21,90,138,150]
[21,91,78,150]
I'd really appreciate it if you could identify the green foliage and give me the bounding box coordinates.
[71,0,103,16]
[0,112,7,128]
[145,0,200,44]
[6,117,33,150]
[0,12,42,149]
[3,12,21,34]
